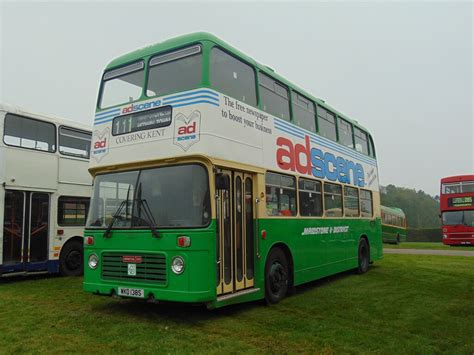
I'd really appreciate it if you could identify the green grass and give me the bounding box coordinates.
[384,242,474,250]
[1,255,473,353]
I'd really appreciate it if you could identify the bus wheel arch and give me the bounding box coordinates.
[59,236,84,277]
[264,243,294,304]
[357,235,370,274]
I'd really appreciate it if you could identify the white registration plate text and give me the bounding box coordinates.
[118,287,144,298]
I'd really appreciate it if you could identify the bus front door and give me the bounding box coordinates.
[216,171,255,295]
[2,191,49,273]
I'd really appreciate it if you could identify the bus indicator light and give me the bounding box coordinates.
[85,236,94,246]
[57,229,64,235]
[177,236,191,247]
[261,230,267,239]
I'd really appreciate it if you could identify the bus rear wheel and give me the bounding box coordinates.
[59,239,84,276]
[265,248,289,304]
[357,238,370,274]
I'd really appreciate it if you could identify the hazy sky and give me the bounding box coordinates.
[1,1,472,195]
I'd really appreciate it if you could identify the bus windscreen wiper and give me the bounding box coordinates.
[103,200,127,238]
[135,182,160,238]
[104,185,132,238]
[136,198,160,238]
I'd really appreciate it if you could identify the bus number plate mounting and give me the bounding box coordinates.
[118,287,144,298]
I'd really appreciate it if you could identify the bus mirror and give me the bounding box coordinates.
[215,173,230,190]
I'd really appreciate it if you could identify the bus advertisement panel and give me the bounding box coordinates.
[84,33,382,308]
[440,175,474,245]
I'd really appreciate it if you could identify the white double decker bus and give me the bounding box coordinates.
[0,104,92,277]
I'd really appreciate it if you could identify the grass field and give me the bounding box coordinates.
[384,242,474,250]
[1,254,473,353]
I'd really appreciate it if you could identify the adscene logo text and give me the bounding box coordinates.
[276,135,365,187]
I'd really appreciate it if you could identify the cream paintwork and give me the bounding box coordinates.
[0,104,92,268]
[90,89,380,194]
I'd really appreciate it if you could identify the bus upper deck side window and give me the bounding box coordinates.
[292,92,316,133]
[369,135,376,158]
[210,47,257,106]
[317,106,337,142]
[258,73,290,121]
[147,45,202,98]
[354,127,369,155]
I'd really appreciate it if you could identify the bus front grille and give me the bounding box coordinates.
[101,253,167,284]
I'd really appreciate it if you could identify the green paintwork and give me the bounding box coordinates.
[86,32,383,308]
[84,218,382,308]
[382,224,407,244]
[98,32,374,147]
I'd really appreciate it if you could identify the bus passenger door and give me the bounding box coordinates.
[2,191,25,267]
[216,170,255,296]
[27,193,49,264]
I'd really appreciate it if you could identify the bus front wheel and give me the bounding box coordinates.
[59,239,84,276]
[357,238,370,274]
[265,248,289,304]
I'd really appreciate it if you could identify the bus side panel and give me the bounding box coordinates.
[257,217,382,287]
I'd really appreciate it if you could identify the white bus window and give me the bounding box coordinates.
[100,61,144,109]
[292,92,316,133]
[354,127,369,155]
[147,45,202,97]
[59,127,92,159]
[338,118,354,148]
[317,106,337,142]
[259,73,290,121]
[211,47,256,106]
[360,190,373,217]
[3,114,56,152]
[324,183,343,217]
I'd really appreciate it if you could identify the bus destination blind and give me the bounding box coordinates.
[112,106,172,136]
[448,196,474,207]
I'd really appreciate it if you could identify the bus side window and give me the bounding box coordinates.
[210,47,257,106]
[292,92,316,133]
[265,172,297,216]
[317,106,337,142]
[360,190,373,217]
[259,73,290,121]
[323,183,343,217]
[299,178,322,216]
[354,127,369,156]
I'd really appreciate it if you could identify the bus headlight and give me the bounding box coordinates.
[88,253,99,269]
[171,256,185,274]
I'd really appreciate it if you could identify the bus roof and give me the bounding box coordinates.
[441,175,474,184]
[104,32,371,134]
[0,103,91,132]
[381,205,406,217]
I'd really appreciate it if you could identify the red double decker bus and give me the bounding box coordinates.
[440,175,474,245]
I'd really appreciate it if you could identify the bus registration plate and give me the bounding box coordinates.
[118,287,144,298]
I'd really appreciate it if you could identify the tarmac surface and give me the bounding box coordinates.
[384,248,474,257]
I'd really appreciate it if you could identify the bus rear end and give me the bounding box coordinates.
[440,175,474,245]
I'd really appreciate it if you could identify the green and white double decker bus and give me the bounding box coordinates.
[84,33,382,308]
[381,206,407,244]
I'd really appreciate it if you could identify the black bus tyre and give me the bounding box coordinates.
[357,238,370,274]
[265,248,289,304]
[59,239,84,276]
